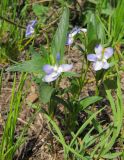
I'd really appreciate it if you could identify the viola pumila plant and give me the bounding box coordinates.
[6,2,124,159]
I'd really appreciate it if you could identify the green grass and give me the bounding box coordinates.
[0,0,24,62]
[0,73,26,160]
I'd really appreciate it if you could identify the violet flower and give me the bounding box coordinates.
[87,44,113,71]
[25,20,37,37]
[42,53,73,82]
[66,27,87,46]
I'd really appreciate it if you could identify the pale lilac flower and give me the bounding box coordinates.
[42,62,73,83]
[80,28,87,33]
[66,27,87,46]
[25,20,37,37]
[87,44,113,71]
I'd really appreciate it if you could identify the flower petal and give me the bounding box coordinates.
[66,36,74,45]
[25,26,34,37]
[102,61,110,69]
[70,27,81,37]
[60,64,73,72]
[43,64,54,75]
[87,54,97,62]
[93,61,103,71]
[42,72,60,82]
[104,47,113,59]
[95,44,103,59]
[66,27,82,45]
[25,20,37,37]
[30,20,37,27]
[80,28,87,33]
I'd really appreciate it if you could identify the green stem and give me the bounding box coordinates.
[78,61,89,98]
[95,82,99,96]
[0,68,3,95]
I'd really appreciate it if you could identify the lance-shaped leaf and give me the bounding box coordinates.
[51,7,69,61]
[6,54,45,73]
[79,96,102,110]
[39,82,55,104]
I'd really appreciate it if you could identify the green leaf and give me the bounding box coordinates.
[101,8,113,16]
[32,4,48,16]
[39,82,55,104]
[87,0,98,4]
[51,7,69,60]
[45,114,88,160]
[70,107,105,148]
[6,54,45,73]
[96,70,105,81]
[104,77,117,90]
[62,72,79,77]
[57,0,65,5]
[103,76,123,155]
[112,0,124,42]
[79,96,102,110]
[87,12,106,47]
[109,60,118,67]
[87,13,98,47]
[102,152,122,159]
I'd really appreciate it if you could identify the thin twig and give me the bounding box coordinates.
[29,0,51,5]
[40,17,59,31]
[0,15,26,29]
[17,118,35,130]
